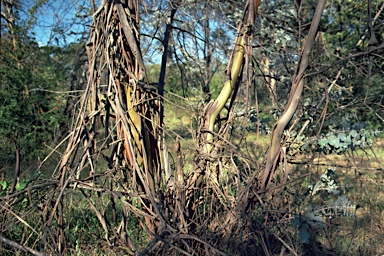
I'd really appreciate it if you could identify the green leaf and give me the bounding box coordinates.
[350,129,358,138]
[22,198,28,208]
[15,181,27,191]
[0,180,8,190]
[327,134,339,147]
[345,135,352,144]
[338,132,347,141]
[339,142,348,149]
[318,138,328,147]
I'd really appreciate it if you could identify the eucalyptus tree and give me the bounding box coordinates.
[276,0,384,159]
[141,0,242,99]
[33,0,263,254]
[1,0,383,255]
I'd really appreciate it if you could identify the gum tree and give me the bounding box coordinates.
[1,0,383,255]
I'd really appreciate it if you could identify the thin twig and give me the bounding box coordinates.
[0,234,46,256]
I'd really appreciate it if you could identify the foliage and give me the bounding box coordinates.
[317,129,380,154]
[285,111,382,156]
[292,168,357,245]
[0,33,68,166]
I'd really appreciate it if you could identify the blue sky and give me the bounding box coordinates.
[19,0,96,46]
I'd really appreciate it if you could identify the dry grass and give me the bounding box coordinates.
[165,101,384,255]
[290,139,384,255]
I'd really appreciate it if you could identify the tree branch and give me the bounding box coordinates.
[261,0,327,190]
[0,234,46,256]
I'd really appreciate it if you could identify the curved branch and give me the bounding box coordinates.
[260,0,327,190]
[203,0,260,153]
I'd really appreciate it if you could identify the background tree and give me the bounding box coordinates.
[0,0,71,192]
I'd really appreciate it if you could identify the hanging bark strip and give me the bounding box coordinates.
[260,0,327,190]
[50,0,163,250]
[202,0,260,154]
[110,0,161,232]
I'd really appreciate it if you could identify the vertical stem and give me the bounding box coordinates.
[203,2,212,103]
[158,3,178,126]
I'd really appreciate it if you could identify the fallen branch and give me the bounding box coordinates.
[0,234,46,256]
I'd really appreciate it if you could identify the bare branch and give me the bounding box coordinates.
[0,234,46,256]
